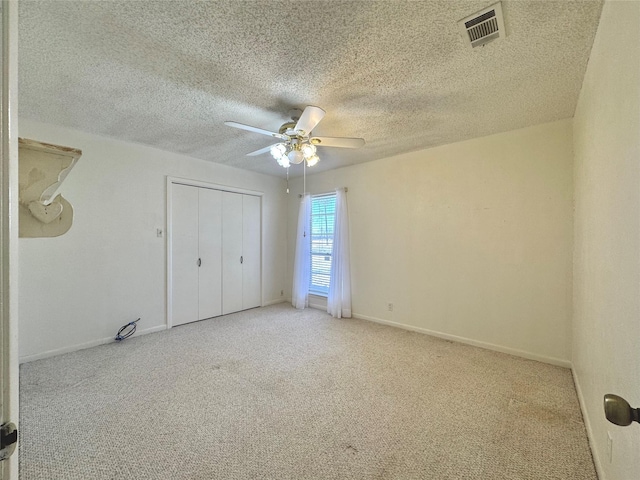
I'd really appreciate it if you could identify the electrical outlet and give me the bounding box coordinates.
[607,431,613,463]
[387,302,394,312]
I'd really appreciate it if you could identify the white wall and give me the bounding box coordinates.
[18,119,288,362]
[289,119,574,365]
[572,1,640,479]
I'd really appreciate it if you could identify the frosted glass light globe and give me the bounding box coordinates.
[301,144,316,158]
[277,156,290,168]
[288,150,305,164]
[270,143,286,159]
[306,154,320,167]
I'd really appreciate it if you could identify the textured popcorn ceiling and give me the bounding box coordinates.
[19,0,603,178]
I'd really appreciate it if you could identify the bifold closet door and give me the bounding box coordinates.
[172,185,261,323]
[198,188,222,320]
[242,194,261,310]
[172,185,222,326]
[221,192,262,314]
[222,192,243,314]
[171,184,199,326]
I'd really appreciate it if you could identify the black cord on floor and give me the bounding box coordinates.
[115,318,140,341]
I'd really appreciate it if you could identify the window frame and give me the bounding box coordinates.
[308,192,336,297]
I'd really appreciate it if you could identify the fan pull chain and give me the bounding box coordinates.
[303,162,307,238]
[286,167,289,194]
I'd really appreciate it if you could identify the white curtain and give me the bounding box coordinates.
[327,188,352,318]
[291,194,311,309]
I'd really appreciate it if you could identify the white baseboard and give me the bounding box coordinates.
[263,298,287,307]
[19,324,167,364]
[572,368,605,480]
[276,296,323,310]
[352,312,572,368]
[22,307,570,369]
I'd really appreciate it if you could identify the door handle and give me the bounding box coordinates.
[197,258,201,267]
[604,394,640,426]
[240,256,243,264]
[0,423,18,461]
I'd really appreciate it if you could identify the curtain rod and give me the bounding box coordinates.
[299,187,347,198]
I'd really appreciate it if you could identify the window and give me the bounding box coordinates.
[309,193,336,296]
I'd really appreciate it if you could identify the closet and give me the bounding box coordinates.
[169,182,261,327]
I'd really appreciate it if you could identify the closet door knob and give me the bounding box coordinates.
[197,258,202,267]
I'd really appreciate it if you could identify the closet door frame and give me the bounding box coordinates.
[166,176,263,329]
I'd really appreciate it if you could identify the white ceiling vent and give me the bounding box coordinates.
[458,2,506,48]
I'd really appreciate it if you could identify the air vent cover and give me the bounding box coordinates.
[458,2,506,48]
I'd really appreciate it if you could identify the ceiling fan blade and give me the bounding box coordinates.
[309,136,365,148]
[224,121,287,140]
[246,144,276,157]
[294,106,326,135]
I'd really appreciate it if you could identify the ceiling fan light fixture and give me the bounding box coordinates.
[288,149,305,164]
[224,105,365,170]
[301,143,316,158]
[270,143,286,158]
[306,154,320,167]
[277,155,290,168]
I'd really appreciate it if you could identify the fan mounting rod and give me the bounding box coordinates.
[288,108,303,123]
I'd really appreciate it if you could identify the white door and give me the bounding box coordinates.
[1,1,19,477]
[198,188,222,319]
[171,184,199,326]
[242,194,261,309]
[222,192,243,314]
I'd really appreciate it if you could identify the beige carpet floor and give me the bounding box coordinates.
[19,304,597,479]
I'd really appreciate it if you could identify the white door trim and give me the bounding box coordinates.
[168,176,264,197]
[1,1,19,478]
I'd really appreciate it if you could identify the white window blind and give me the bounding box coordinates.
[309,193,336,296]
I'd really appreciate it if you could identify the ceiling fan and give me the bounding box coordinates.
[224,106,365,168]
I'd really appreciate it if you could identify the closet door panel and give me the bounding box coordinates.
[222,192,243,314]
[171,184,199,326]
[198,188,222,320]
[242,195,261,309]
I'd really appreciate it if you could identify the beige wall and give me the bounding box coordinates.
[18,119,289,362]
[289,119,574,365]
[572,1,640,479]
